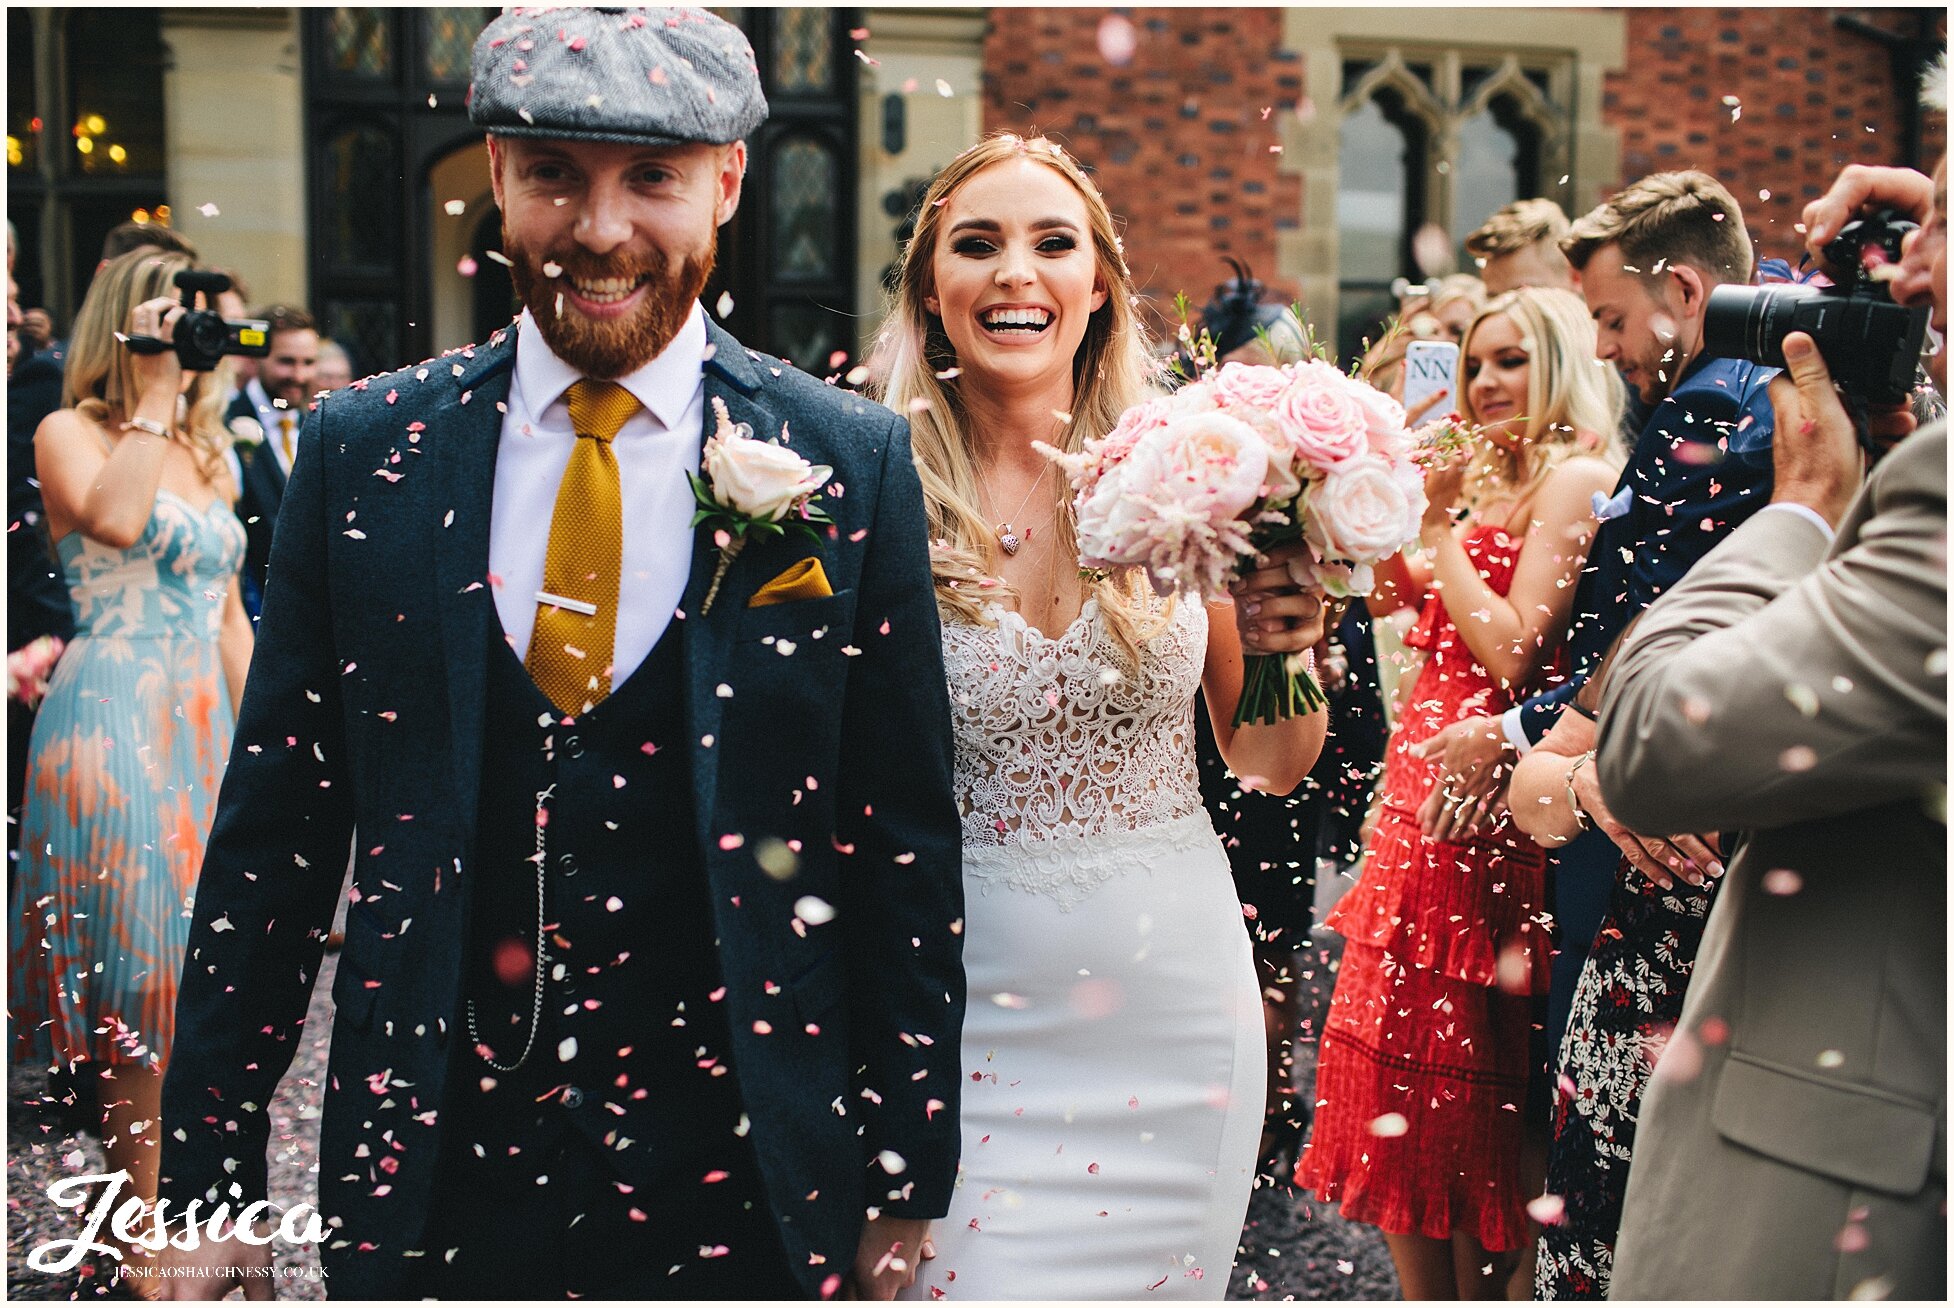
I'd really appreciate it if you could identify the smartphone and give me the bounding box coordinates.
[1402,339,1460,423]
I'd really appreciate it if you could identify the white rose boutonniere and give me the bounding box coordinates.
[690,396,833,614]
[228,415,265,448]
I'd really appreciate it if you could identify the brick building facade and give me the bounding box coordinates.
[978,7,1944,349]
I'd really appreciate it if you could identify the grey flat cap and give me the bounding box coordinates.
[469,7,767,147]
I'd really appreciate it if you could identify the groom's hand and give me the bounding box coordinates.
[843,1214,933,1299]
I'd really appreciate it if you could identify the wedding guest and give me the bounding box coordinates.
[1465,198,1577,296]
[1297,286,1621,1300]
[98,220,197,269]
[8,247,250,1290]
[224,303,317,621]
[312,337,354,392]
[1401,273,1487,342]
[1410,183,1779,1293]
[8,225,75,862]
[1603,134,1946,1301]
[156,10,963,1299]
[876,131,1328,1299]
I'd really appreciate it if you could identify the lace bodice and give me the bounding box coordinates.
[943,595,1208,849]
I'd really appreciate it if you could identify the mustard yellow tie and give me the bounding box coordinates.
[526,379,639,717]
[278,414,295,465]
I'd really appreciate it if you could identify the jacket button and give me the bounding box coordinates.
[562,1085,585,1109]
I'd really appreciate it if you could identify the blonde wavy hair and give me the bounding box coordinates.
[63,248,233,486]
[871,132,1168,664]
[1454,285,1625,516]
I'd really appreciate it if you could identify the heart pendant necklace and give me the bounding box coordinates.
[992,463,1053,557]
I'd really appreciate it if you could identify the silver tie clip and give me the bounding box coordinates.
[536,590,598,617]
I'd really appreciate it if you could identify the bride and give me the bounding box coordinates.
[874,132,1329,1300]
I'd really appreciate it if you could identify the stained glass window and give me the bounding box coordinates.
[423,10,483,85]
[772,136,837,279]
[322,125,402,273]
[770,302,841,372]
[327,8,392,80]
[321,299,398,381]
[771,9,832,94]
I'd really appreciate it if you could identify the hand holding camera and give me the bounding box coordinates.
[1702,207,1931,408]
[126,295,189,402]
[119,268,271,373]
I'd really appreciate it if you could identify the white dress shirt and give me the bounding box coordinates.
[489,303,708,685]
[247,376,302,478]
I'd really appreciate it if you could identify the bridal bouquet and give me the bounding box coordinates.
[1045,358,1430,726]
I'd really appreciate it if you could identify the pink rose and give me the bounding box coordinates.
[1210,361,1292,413]
[1098,395,1175,464]
[1305,455,1423,561]
[1275,379,1368,471]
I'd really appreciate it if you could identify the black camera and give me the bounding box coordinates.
[121,269,271,372]
[1702,210,1931,405]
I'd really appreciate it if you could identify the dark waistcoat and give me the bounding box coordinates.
[449,621,748,1188]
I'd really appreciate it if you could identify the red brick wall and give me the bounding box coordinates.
[979,8,1943,305]
[981,8,1302,334]
[1605,8,1946,265]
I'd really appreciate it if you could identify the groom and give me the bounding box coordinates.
[156,8,964,1299]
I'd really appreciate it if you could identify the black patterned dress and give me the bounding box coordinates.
[1534,865,1721,1299]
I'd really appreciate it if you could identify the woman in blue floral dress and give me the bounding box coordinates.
[10,248,252,1284]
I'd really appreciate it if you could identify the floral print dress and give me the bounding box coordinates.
[10,488,244,1070]
[1534,869,1720,1298]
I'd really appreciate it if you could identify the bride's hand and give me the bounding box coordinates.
[1229,541,1328,655]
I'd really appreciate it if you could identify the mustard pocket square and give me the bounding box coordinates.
[749,556,833,608]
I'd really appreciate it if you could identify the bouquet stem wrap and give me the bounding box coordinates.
[1235,648,1326,727]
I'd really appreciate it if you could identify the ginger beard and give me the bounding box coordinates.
[507,230,716,379]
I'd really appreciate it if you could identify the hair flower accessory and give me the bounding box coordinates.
[690,396,833,614]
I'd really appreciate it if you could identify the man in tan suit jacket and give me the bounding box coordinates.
[1597,150,1947,1299]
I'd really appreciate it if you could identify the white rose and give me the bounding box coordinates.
[228,415,265,447]
[1306,455,1422,562]
[703,432,831,522]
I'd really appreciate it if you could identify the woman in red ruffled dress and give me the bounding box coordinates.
[1296,287,1623,1298]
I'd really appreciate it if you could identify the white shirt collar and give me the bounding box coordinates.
[513,301,708,434]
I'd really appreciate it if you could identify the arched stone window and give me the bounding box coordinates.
[1278,12,1625,358]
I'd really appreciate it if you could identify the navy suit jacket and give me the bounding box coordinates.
[159,319,967,1297]
[1515,354,1778,744]
[225,389,290,622]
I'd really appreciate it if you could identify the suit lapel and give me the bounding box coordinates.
[681,321,769,856]
[433,329,519,836]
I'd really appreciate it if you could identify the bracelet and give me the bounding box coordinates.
[1564,750,1596,832]
[121,416,171,439]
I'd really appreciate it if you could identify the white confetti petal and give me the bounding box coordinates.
[794,894,836,925]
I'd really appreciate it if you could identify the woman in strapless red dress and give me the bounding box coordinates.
[1296,287,1624,1299]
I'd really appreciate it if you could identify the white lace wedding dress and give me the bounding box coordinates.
[901,596,1264,1300]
